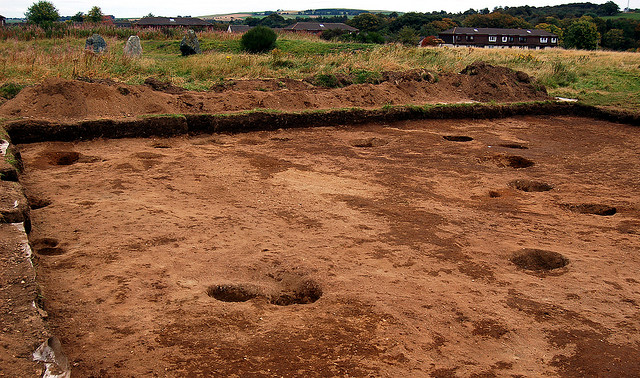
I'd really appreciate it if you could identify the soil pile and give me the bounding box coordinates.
[0,62,550,122]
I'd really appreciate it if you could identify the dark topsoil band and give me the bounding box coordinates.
[5,102,640,144]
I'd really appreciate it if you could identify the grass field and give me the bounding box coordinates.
[601,11,640,20]
[1,31,639,111]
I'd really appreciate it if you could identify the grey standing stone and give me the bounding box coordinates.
[85,34,107,54]
[180,29,201,56]
[123,35,143,57]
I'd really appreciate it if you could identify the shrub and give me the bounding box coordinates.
[320,29,348,41]
[241,26,277,53]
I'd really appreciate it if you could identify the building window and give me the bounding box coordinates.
[519,37,526,43]
[456,35,462,41]
[502,36,508,42]
[551,37,557,43]
[540,37,548,43]
[508,36,515,42]
[489,36,497,42]
[466,35,474,41]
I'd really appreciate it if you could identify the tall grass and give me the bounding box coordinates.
[0,30,638,110]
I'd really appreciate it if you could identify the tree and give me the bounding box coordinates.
[564,20,599,50]
[535,23,563,39]
[87,6,103,23]
[348,13,386,32]
[259,13,287,28]
[396,26,419,46]
[25,1,60,25]
[70,11,84,23]
[598,1,620,16]
[602,29,627,50]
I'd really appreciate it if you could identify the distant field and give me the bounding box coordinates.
[1,32,639,111]
[601,11,640,20]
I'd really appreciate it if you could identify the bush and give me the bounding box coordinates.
[241,26,277,53]
[320,29,348,41]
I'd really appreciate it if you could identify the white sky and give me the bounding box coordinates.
[1,0,635,18]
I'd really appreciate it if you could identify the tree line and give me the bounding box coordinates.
[236,2,639,51]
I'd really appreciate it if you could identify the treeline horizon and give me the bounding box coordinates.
[234,2,638,51]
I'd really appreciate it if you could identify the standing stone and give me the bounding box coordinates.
[85,34,107,54]
[123,35,143,57]
[179,29,201,56]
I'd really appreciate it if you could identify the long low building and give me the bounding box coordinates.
[438,27,558,49]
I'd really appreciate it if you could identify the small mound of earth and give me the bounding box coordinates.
[511,248,569,271]
[509,179,553,192]
[443,135,473,142]
[350,137,388,148]
[561,203,617,216]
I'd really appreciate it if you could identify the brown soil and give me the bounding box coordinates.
[17,115,640,376]
[0,63,550,122]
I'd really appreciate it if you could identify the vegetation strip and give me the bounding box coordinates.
[5,101,640,144]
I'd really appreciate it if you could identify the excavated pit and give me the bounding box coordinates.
[510,249,569,271]
[561,203,617,216]
[499,143,528,149]
[509,179,554,192]
[270,280,323,306]
[443,135,474,142]
[206,284,260,302]
[46,151,80,166]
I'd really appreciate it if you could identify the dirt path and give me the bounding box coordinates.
[19,116,640,376]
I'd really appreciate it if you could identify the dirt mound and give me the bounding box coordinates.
[0,77,175,120]
[458,61,545,103]
[0,63,550,122]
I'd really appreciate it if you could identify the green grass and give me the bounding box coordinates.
[601,12,640,20]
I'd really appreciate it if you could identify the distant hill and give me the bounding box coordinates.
[202,8,399,21]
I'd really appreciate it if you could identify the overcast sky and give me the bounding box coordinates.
[2,0,635,18]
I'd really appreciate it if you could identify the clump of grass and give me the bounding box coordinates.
[546,61,578,87]
[352,69,382,84]
[313,73,341,88]
[0,82,25,99]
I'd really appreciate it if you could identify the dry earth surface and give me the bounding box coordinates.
[16,115,640,377]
